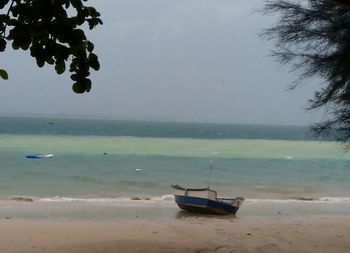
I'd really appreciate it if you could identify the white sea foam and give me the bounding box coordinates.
[150,194,174,201]
[34,195,350,204]
[37,195,175,205]
[318,197,350,203]
[3,194,348,205]
[39,196,130,203]
[246,197,350,204]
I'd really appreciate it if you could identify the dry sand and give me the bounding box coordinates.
[0,216,349,253]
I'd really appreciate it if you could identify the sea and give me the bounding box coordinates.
[0,116,349,220]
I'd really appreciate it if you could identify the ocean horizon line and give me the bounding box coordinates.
[0,114,311,128]
[0,116,320,142]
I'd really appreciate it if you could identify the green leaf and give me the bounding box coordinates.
[70,73,80,81]
[71,0,83,9]
[86,41,94,52]
[12,41,20,50]
[0,69,8,80]
[36,57,45,68]
[72,29,86,42]
[88,53,100,70]
[0,38,6,52]
[72,82,85,93]
[55,60,66,74]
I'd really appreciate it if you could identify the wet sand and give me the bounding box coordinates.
[1,216,349,253]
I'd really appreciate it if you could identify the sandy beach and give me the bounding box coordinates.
[1,216,349,253]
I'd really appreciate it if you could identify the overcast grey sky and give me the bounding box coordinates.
[0,0,323,125]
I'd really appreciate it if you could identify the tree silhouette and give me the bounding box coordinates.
[0,0,102,93]
[263,0,350,142]
[331,0,350,8]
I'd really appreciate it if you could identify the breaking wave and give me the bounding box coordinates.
[246,197,350,204]
[37,194,175,204]
[4,195,349,204]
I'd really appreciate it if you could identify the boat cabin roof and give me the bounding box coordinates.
[171,184,214,192]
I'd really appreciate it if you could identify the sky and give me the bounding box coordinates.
[0,0,324,125]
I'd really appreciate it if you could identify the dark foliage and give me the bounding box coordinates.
[262,0,350,142]
[330,0,350,8]
[0,0,102,93]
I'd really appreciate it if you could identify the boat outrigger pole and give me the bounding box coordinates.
[208,160,214,189]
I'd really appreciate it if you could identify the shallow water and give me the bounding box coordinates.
[0,117,349,208]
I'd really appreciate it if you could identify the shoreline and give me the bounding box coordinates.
[1,216,349,253]
[1,198,350,221]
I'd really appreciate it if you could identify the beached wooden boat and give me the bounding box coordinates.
[171,184,244,215]
[25,154,53,159]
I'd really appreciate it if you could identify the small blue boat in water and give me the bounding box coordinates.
[171,184,244,215]
[26,154,53,159]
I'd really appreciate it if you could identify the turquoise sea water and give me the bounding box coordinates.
[1,116,350,220]
[0,116,349,204]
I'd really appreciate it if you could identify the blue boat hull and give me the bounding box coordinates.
[26,154,53,159]
[174,195,239,215]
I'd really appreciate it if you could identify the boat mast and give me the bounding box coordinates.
[208,160,214,189]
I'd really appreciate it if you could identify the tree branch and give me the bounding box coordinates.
[329,0,350,8]
[0,0,15,37]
